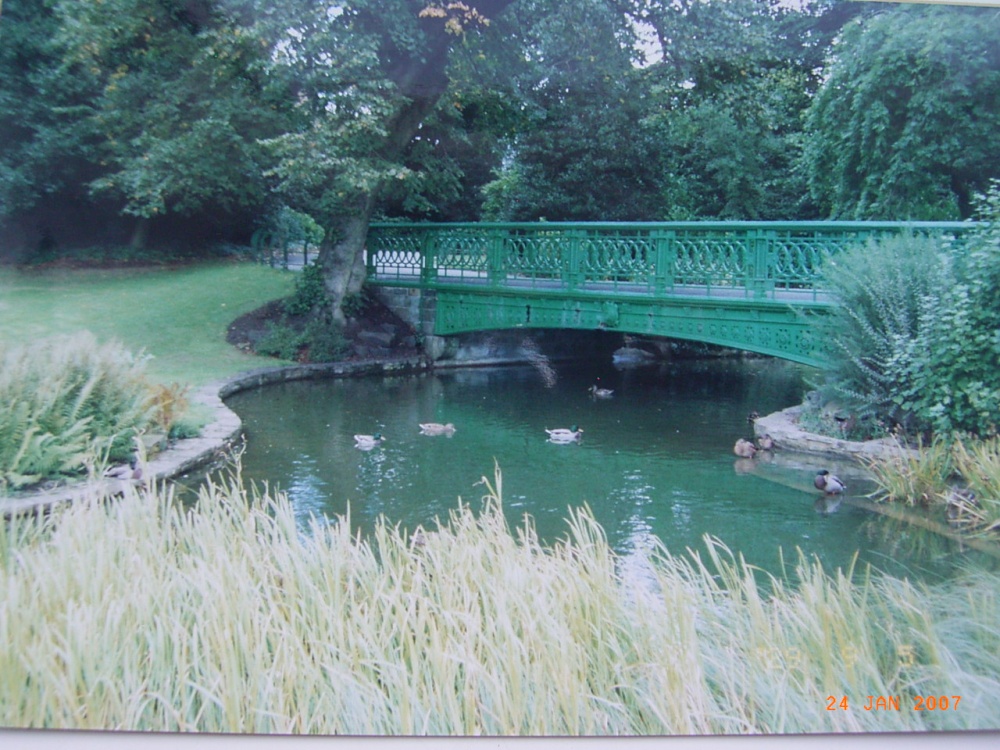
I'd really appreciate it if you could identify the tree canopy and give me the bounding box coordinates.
[802,2,1000,220]
[2,0,999,314]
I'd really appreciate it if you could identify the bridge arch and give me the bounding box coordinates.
[429,289,827,367]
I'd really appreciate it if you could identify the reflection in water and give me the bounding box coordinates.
[224,357,996,584]
[814,495,843,515]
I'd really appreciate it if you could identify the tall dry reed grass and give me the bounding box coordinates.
[1,464,997,734]
[866,436,1000,535]
[864,437,954,506]
[951,438,1000,533]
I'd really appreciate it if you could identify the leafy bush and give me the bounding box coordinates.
[254,317,349,363]
[0,333,155,491]
[341,284,373,320]
[283,262,331,316]
[277,207,324,245]
[254,320,308,361]
[815,233,948,431]
[891,188,1000,438]
[815,202,1000,440]
[302,318,350,362]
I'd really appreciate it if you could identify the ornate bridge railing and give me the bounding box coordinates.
[366,220,974,302]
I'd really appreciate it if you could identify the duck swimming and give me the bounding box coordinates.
[814,469,846,495]
[354,432,384,449]
[419,422,456,436]
[588,382,614,399]
[733,438,757,458]
[546,425,583,442]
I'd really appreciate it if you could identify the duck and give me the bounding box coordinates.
[757,434,774,451]
[354,432,384,449]
[546,425,583,442]
[814,469,846,495]
[945,488,977,521]
[588,380,614,399]
[104,458,143,482]
[419,422,456,436]
[733,438,757,459]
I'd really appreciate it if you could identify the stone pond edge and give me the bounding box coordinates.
[3,358,915,516]
[753,404,918,462]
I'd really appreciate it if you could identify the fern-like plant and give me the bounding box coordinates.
[0,333,156,492]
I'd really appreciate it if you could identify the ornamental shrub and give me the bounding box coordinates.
[892,187,1000,437]
[817,185,1000,439]
[0,333,155,491]
[283,261,331,316]
[816,232,948,431]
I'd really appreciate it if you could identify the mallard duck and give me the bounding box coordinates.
[814,469,846,495]
[757,434,774,451]
[104,458,142,482]
[546,425,583,442]
[354,432,384,449]
[733,438,757,458]
[945,488,977,521]
[588,383,614,399]
[419,422,456,436]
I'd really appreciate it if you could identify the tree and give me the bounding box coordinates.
[634,0,850,220]
[0,0,106,249]
[51,0,286,247]
[891,185,1000,437]
[477,0,656,221]
[261,0,515,325]
[483,0,850,222]
[802,3,1000,220]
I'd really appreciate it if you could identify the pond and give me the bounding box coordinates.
[223,354,990,583]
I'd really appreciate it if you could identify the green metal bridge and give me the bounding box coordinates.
[363,221,973,368]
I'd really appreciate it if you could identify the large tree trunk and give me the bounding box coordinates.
[317,194,376,326]
[130,217,149,251]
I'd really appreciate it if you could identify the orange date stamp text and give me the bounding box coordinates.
[826,695,962,711]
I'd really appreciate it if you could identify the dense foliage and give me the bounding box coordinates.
[815,233,947,433]
[0,333,155,491]
[891,190,1000,438]
[482,0,838,221]
[802,3,1000,220]
[4,2,997,246]
[818,187,1000,439]
[3,0,999,319]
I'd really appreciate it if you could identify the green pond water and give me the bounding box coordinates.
[223,356,991,583]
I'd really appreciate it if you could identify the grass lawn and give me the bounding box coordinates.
[0,261,295,386]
